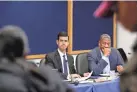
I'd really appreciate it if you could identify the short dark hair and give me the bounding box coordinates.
[0,25,29,59]
[57,31,68,40]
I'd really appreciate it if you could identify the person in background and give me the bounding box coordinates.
[45,31,81,79]
[86,34,124,76]
[94,1,137,92]
[0,25,74,92]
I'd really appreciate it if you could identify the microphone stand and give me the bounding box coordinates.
[70,74,79,86]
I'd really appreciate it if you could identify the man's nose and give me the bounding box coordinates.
[62,41,65,44]
[104,44,109,47]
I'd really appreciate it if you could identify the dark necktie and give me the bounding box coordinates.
[63,55,68,75]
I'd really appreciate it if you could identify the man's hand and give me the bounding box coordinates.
[83,72,90,77]
[117,65,124,73]
[71,74,81,78]
[102,48,111,57]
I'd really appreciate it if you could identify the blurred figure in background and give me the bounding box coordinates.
[94,1,137,92]
[0,25,74,92]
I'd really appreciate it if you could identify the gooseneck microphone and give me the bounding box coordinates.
[70,74,79,86]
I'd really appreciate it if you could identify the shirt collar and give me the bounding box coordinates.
[58,48,66,57]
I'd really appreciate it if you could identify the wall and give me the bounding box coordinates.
[72,1,113,51]
[117,22,137,58]
[1,1,135,64]
[0,1,67,55]
[0,1,114,57]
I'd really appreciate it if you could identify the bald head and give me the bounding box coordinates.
[0,25,29,58]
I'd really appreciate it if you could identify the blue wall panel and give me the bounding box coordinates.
[0,1,113,55]
[73,1,113,50]
[0,1,67,55]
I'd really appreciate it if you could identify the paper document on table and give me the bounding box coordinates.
[79,80,94,83]
[76,71,93,81]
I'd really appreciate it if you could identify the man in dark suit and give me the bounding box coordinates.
[45,31,81,79]
[86,34,124,76]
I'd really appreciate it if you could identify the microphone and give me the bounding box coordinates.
[73,80,79,86]
[70,74,79,86]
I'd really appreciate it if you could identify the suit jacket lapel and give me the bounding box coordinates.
[109,51,113,69]
[66,54,69,63]
[66,54,71,73]
[55,50,63,72]
[97,47,102,60]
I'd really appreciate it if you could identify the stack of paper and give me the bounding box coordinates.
[75,71,93,81]
[94,76,118,82]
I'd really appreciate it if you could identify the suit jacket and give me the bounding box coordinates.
[45,50,76,79]
[87,47,124,76]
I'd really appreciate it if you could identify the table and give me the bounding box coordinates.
[70,78,120,92]
[71,83,93,92]
[92,78,120,92]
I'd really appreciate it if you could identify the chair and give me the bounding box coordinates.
[39,58,46,66]
[28,61,37,67]
[75,53,89,76]
[117,48,128,63]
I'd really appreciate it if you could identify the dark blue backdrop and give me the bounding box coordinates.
[0,1,113,55]
[73,1,113,50]
[0,1,67,55]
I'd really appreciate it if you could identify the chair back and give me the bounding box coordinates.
[117,48,128,63]
[75,53,89,75]
[39,58,46,66]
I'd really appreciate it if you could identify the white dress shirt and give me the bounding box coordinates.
[58,49,70,75]
[100,50,110,74]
